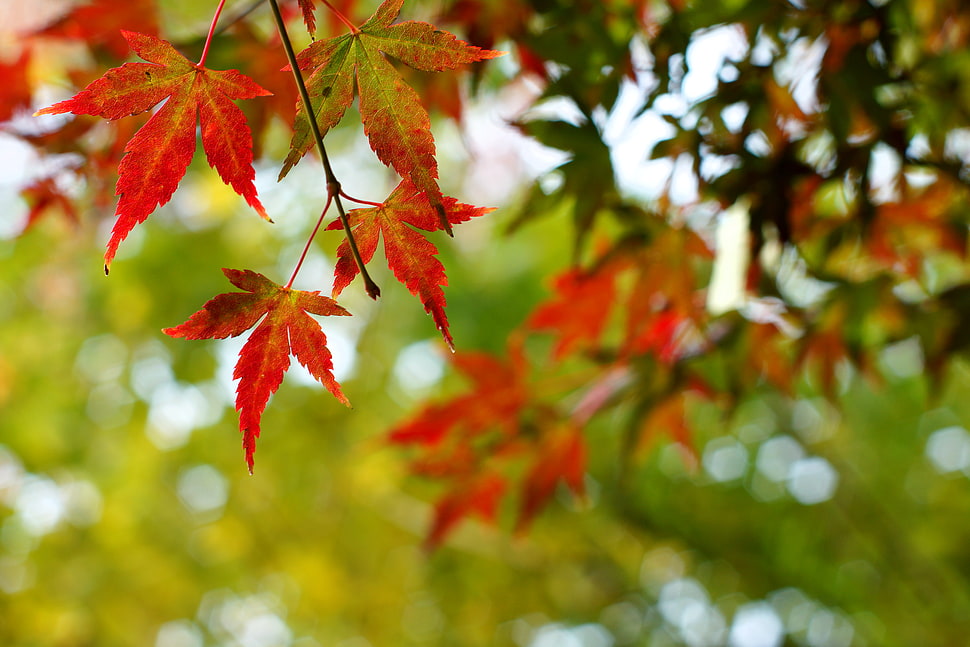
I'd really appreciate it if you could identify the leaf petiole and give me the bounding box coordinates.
[286,194,332,289]
[268,0,380,299]
[340,191,383,207]
[198,0,228,67]
[211,0,265,40]
[320,0,359,34]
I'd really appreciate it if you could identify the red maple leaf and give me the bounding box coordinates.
[33,0,159,59]
[20,177,80,232]
[426,471,505,550]
[388,340,529,449]
[326,179,493,348]
[528,264,621,360]
[0,47,32,122]
[35,31,272,271]
[516,425,586,531]
[297,0,318,36]
[281,0,503,230]
[388,341,529,546]
[164,269,350,473]
[636,391,701,469]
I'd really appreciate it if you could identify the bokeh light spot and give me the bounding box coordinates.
[925,426,970,473]
[177,465,229,515]
[756,436,805,482]
[787,457,838,505]
[703,437,749,482]
[728,602,784,647]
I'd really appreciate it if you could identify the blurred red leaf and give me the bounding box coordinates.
[516,425,586,531]
[0,48,32,122]
[20,177,80,232]
[389,339,529,447]
[426,471,506,550]
[528,264,620,360]
[636,391,700,469]
[34,0,159,59]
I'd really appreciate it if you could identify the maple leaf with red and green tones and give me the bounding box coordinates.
[326,179,493,348]
[281,0,503,230]
[164,269,350,473]
[35,31,271,271]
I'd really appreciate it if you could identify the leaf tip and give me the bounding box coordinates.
[253,203,273,223]
[104,242,120,274]
[481,49,509,60]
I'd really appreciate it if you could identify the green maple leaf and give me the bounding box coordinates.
[280,0,503,230]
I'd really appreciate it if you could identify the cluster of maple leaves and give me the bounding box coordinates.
[20,0,641,548]
[7,0,595,547]
[31,0,502,481]
[10,0,662,547]
[13,0,970,549]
